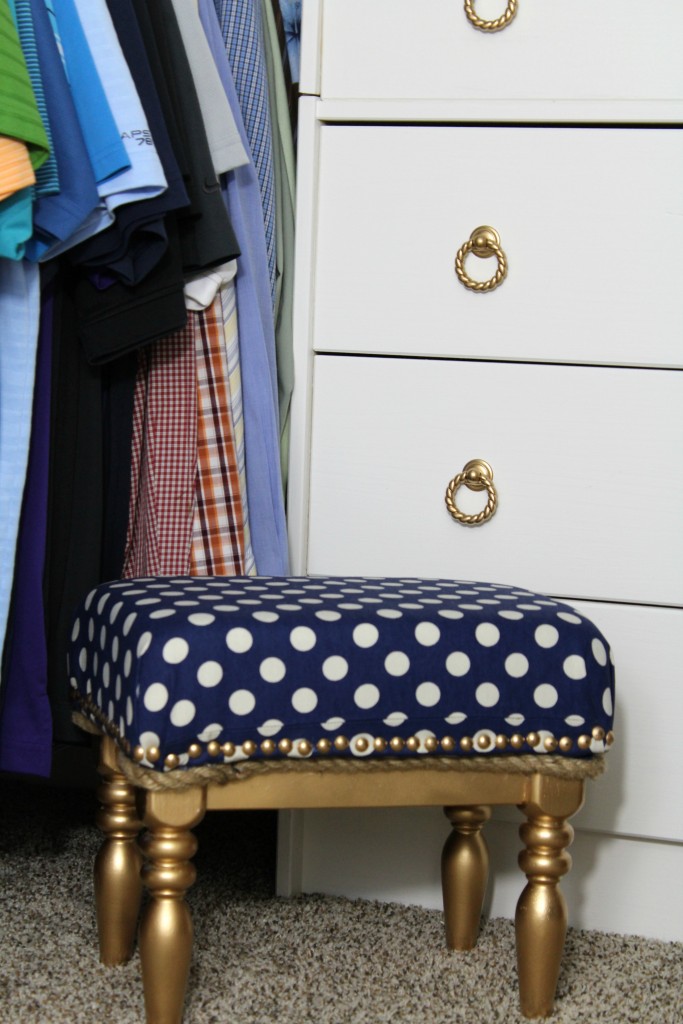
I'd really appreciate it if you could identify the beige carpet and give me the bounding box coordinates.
[1,777,681,1024]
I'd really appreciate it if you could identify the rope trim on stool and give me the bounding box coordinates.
[72,714,606,791]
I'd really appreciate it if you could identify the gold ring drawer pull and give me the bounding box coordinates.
[445,459,498,526]
[464,0,518,32]
[454,226,507,293]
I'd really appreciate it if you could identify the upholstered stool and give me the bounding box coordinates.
[69,575,615,1023]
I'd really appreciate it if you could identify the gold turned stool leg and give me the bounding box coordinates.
[441,805,491,950]
[138,789,206,1024]
[515,777,584,1019]
[95,737,143,965]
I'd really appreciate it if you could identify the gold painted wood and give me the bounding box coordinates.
[137,791,206,1024]
[515,777,584,1018]
[442,805,491,950]
[95,739,143,965]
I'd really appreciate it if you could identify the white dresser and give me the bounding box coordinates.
[285,0,683,940]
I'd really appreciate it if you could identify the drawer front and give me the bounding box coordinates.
[313,126,683,368]
[306,355,683,605]
[320,0,683,107]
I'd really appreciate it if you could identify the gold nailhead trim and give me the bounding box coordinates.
[405,736,419,752]
[297,740,312,756]
[476,734,491,750]
[207,740,221,757]
[146,746,160,763]
[373,737,387,752]
[495,734,508,750]
[577,735,591,750]
[389,737,404,752]
[459,737,473,752]
[441,736,455,752]
[222,742,235,758]
[526,732,540,749]
[187,743,202,759]
[334,736,349,751]
[317,738,332,754]
[133,746,145,763]
[278,738,293,754]
[592,726,605,741]
[164,753,180,769]
[424,737,438,753]
[510,734,524,749]
[606,731,615,747]
[261,739,276,756]
[559,736,574,753]
[354,737,369,753]
[242,740,257,757]
[544,736,558,753]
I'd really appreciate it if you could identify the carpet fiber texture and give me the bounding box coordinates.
[1,778,681,1024]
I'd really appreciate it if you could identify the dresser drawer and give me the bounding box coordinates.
[313,125,683,368]
[306,355,683,605]
[318,0,683,111]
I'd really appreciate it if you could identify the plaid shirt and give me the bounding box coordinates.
[124,327,197,577]
[190,289,252,575]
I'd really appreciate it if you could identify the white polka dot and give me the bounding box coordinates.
[383,711,407,727]
[71,619,80,642]
[384,651,410,676]
[188,613,215,626]
[197,723,223,742]
[498,610,524,621]
[102,663,110,688]
[475,683,500,707]
[229,690,256,716]
[505,653,529,678]
[290,626,317,651]
[144,683,169,712]
[353,623,379,648]
[415,622,440,647]
[354,684,380,709]
[563,655,587,680]
[376,609,403,619]
[316,610,341,622]
[260,657,286,683]
[535,624,559,648]
[163,637,189,664]
[292,688,318,714]
[321,717,346,731]
[126,698,133,726]
[197,661,223,687]
[322,656,348,681]
[137,632,153,657]
[445,651,471,677]
[445,711,467,725]
[592,638,608,666]
[415,682,441,707]
[78,648,88,671]
[99,625,107,650]
[149,609,176,620]
[438,609,464,621]
[226,627,253,653]
[475,623,500,647]
[505,713,525,727]
[602,688,613,716]
[534,684,559,709]
[253,611,279,623]
[257,719,283,737]
[557,612,582,625]
[565,714,585,727]
[122,613,136,636]
[112,637,119,662]
[170,700,196,727]
[109,602,123,624]
[139,731,160,752]
[123,651,133,677]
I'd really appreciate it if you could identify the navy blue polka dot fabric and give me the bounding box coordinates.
[68,576,615,772]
